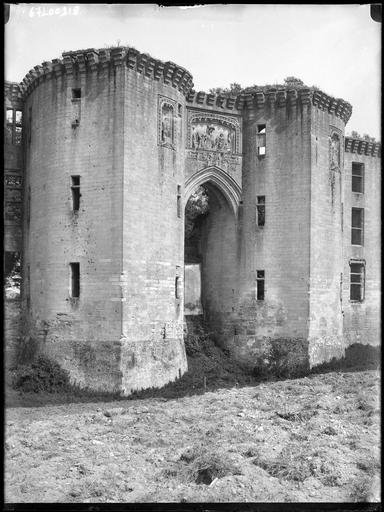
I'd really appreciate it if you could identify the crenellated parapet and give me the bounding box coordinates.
[345,136,381,158]
[4,81,23,105]
[186,87,352,124]
[16,46,194,100]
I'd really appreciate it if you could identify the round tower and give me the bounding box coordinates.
[20,47,193,394]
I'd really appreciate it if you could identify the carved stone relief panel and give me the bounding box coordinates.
[191,122,234,152]
[329,128,342,170]
[158,96,176,149]
[187,110,241,155]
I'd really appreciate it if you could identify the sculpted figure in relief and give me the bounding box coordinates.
[161,104,174,144]
[330,132,340,169]
[191,122,233,152]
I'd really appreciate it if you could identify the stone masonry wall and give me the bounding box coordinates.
[342,145,381,348]
[4,84,23,252]
[119,65,187,395]
[225,94,312,367]
[308,108,345,366]
[6,45,380,392]
[22,59,125,392]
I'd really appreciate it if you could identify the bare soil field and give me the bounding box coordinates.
[4,367,380,503]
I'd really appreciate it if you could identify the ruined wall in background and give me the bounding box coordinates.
[4,83,23,252]
[4,83,24,368]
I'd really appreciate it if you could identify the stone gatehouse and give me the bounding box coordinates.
[4,46,381,395]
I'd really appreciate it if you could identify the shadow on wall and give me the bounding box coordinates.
[311,343,381,374]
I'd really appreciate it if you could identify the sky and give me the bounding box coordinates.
[5,4,381,139]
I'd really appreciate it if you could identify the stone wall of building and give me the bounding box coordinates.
[222,91,314,367]
[4,83,24,370]
[4,83,23,252]
[119,53,190,395]
[4,45,381,393]
[342,140,381,349]
[21,51,127,392]
[17,48,192,394]
[307,106,346,366]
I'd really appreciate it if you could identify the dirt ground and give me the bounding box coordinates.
[4,368,380,503]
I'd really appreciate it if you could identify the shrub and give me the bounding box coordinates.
[184,325,213,357]
[12,356,71,393]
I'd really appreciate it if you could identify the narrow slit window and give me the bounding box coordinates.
[28,107,32,144]
[175,276,180,299]
[27,265,30,308]
[350,262,365,302]
[351,208,364,246]
[71,175,81,211]
[257,196,265,227]
[27,186,31,225]
[177,185,182,218]
[256,270,265,300]
[257,124,266,156]
[352,162,364,193]
[70,263,80,298]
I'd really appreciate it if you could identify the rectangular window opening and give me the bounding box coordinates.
[256,270,265,300]
[350,262,365,302]
[175,276,181,299]
[352,162,364,193]
[70,262,80,298]
[257,196,265,227]
[6,109,14,124]
[15,110,23,125]
[257,124,266,156]
[6,108,23,145]
[71,176,81,211]
[72,88,81,100]
[351,207,364,246]
[15,126,22,145]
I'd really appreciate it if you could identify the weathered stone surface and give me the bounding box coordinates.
[3,46,381,394]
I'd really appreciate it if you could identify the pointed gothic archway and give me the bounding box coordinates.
[183,166,242,333]
[184,166,242,218]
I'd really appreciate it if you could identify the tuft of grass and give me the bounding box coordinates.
[255,456,312,483]
[356,458,381,476]
[178,445,242,485]
[350,475,377,502]
[190,451,242,485]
